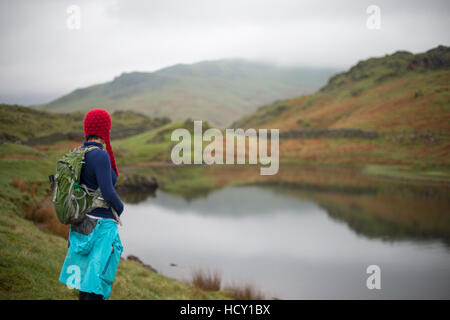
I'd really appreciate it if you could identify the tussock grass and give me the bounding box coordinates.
[11,178,39,197]
[24,197,69,239]
[189,268,222,291]
[188,268,271,300]
[224,282,267,300]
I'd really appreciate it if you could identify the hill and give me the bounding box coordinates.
[0,104,170,145]
[232,45,450,169]
[39,59,337,127]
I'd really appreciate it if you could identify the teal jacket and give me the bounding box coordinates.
[59,218,123,299]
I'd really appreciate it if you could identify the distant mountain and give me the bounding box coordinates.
[39,59,337,127]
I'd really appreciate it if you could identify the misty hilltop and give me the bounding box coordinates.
[39,59,337,127]
[233,45,450,132]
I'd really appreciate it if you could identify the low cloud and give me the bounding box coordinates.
[0,0,449,105]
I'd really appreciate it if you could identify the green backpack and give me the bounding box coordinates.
[50,145,121,225]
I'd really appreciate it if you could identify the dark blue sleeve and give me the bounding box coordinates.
[92,150,124,215]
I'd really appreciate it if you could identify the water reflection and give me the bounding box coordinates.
[119,184,450,299]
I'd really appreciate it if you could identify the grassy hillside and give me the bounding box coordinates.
[232,45,450,170]
[39,59,337,127]
[114,119,213,165]
[0,104,170,145]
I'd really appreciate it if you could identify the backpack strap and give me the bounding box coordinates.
[79,145,123,226]
[83,145,101,154]
[80,145,100,165]
[81,185,123,226]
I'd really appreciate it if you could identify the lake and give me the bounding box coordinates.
[119,182,450,299]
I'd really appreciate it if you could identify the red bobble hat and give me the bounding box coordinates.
[83,108,119,176]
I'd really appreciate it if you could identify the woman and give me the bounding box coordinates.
[59,108,124,300]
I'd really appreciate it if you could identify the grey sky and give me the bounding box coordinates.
[0,0,449,105]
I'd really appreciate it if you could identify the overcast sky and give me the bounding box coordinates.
[0,0,449,105]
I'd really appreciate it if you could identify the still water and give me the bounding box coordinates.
[119,185,450,299]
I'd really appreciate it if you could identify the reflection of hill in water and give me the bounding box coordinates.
[126,181,450,246]
[276,182,450,247]
[320,201,450,246]
[126,185,321,217]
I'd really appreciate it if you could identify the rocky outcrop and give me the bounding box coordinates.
[321,45,449,93]
[116,174,159,193]
[127,255,158,273]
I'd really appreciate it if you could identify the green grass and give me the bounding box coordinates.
[0,143,40,157]
[115,120,213,166]
[0,208,230,299]
[363,164,450,183]
[0,104,169,145]
[0,141,230,300]
[114,123,174,165]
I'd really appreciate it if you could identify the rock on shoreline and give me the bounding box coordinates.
[127,254,158,273]
[117,174,159,193]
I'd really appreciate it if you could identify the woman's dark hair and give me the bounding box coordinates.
[86,135,102,141]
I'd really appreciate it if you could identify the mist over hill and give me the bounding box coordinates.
[39,59,337,127]
[229,45,450,169]
[233,45,450,134]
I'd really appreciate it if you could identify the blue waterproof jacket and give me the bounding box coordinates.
[59,217,123,299]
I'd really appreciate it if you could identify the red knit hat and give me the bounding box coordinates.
[83,108,119,176]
